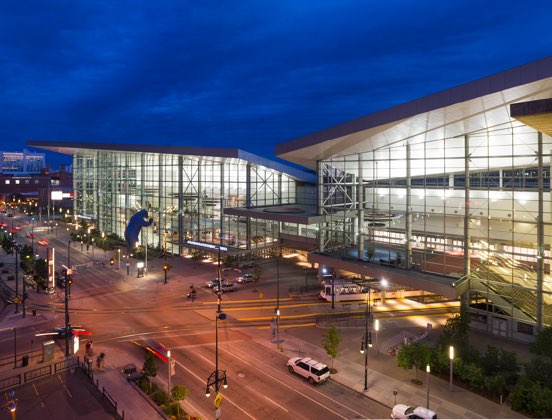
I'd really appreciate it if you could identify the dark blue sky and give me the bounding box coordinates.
[2,1,551,169]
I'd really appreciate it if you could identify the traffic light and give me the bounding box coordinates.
[110,258,115,265]
[68,278,73,286]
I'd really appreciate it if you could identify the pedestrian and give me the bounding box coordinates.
[85,340,91,356]
[100,352,105,368]
[32,308,37,319]
[96,356,101,369]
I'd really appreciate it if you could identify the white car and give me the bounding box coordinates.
[391,404,437,419]
[213,282,237,293]
[287,357,330,384]
[236,273,254,283]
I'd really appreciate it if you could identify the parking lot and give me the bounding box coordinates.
[8,368,118,420]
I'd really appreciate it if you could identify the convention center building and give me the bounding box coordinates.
[276,55,552,340]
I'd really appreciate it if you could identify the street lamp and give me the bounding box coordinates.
[360,286,372,391]
[167,349,172,402]
[205,312,228,415]
[426,364,431,409]
[374,319,380,357]
[449,345,454,392]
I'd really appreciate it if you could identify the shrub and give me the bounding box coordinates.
[152,390,168,406]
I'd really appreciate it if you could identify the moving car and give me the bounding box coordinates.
[38,239,48,246]
[213,282,237,293]
[236,273,254,284]
[205,278,221,288]
[391,404,438,419]
[7,213,14,217]
[287,357,330,384]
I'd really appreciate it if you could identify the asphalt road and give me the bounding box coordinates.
[0,216,412,419]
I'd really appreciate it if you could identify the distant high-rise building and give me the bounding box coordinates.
[0,149,45,174]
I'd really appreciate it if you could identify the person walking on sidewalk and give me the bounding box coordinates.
[32,308,37,319]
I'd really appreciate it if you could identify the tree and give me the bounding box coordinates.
[171,384,189,416]
[33,258,48,289]
[397,341,431,383]
[366,246,375,262]
[530,326,552,358]
[322,325,340,373]
[253,264,263,282]
[143,351,157,392]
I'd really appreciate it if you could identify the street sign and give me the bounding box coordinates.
[213,392,223,408]
[215,407,221,419]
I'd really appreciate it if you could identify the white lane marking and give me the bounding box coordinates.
[222,342,359,419]
[172,357,257,420]
[264,395,289,413]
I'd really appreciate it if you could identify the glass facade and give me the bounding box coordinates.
[319,122,552,335]
[73,149,298,256]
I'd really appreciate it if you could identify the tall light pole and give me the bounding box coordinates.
[275,249,281,350]
[65,240,71,357]
[449,345,454,392]
[167,349,171,402]
[426,364,431,409]
[14,245,19,314]
[205,312,228,418]
[374,318,380,357]
[360,286,372,391]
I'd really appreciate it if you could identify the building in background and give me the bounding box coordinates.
[26,142,315,259]
[276,55,552,341]
[0,149,45,174]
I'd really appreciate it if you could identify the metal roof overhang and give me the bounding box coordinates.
[310,253,460,299]
[276,56,552,170]
[511,98,552,137]
[26,140,315,183]
[224,206,356,225]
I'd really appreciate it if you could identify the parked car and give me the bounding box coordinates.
[7,213,14,217]
[391,404,438,419]
[213,282,237,293]
[121,363,144,382]
[236,273,254,284]
[287,357,330,384]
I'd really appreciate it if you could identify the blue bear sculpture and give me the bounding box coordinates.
[125,209,153,249]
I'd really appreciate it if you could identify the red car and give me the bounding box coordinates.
[7,213,14,217]
[14,225,23,230]
[27,233,36,239]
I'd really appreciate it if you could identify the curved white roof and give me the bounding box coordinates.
[276,56,552,170]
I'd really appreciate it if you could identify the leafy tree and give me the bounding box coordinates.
[33,258,48,288]
[143,351,157,392]
[366,246,375,262]
[438,313,472,360]
[480,345,519,389]
[530,326,552,358]
[524,356,552,388]
[511,377,552,418]
[253,264,263,282]
[171,385,189,416]
[322,325,340,372]
[397,341,431,382]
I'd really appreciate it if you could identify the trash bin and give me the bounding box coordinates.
[22,355,29,367]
